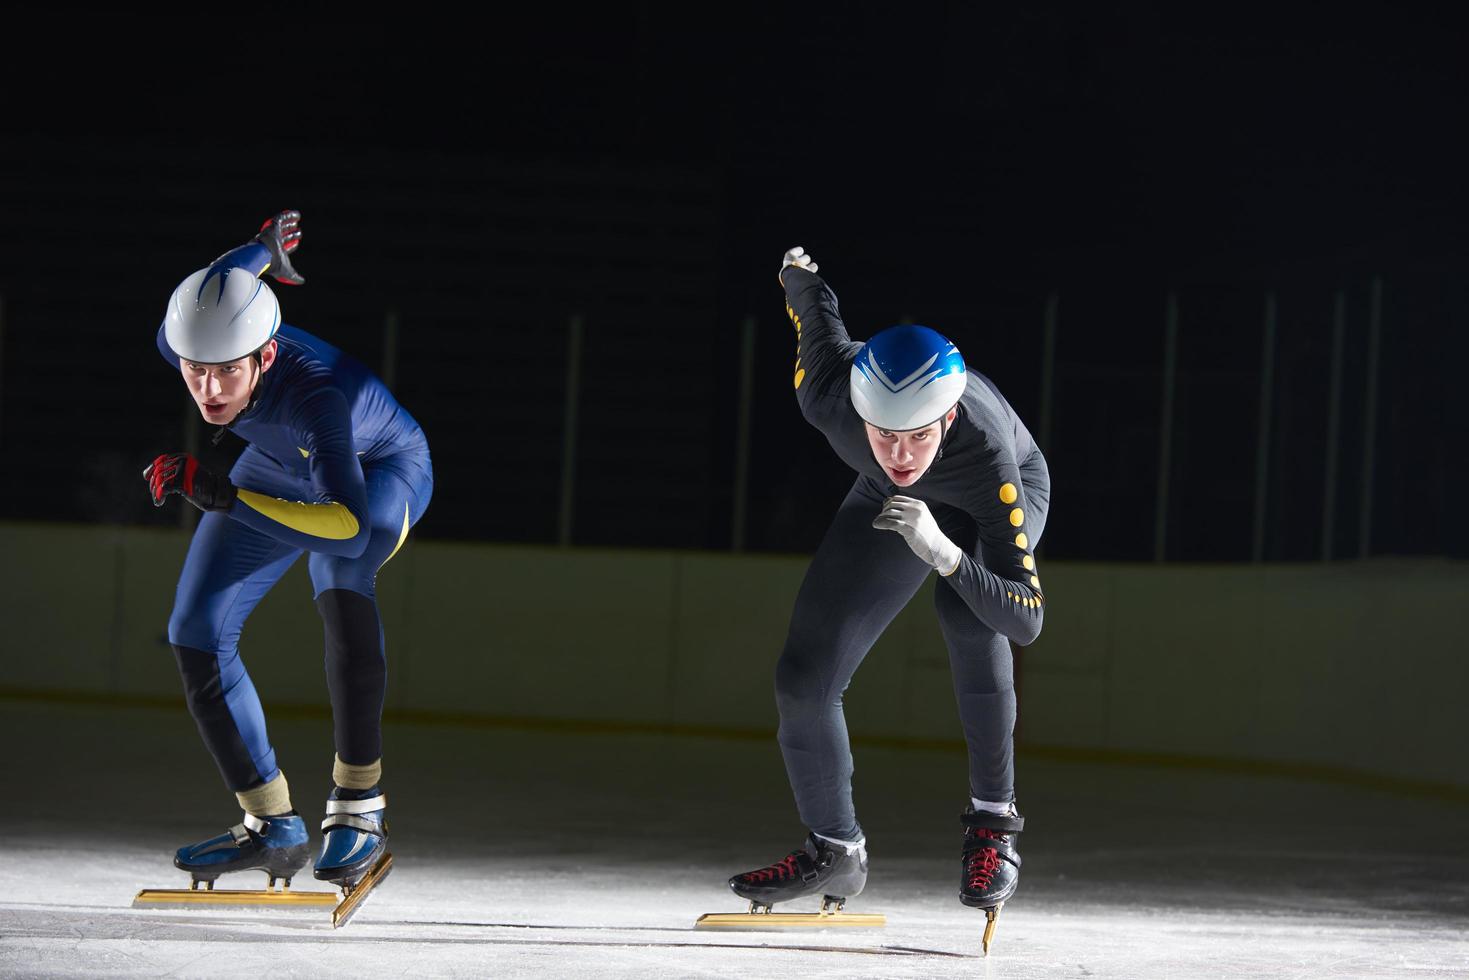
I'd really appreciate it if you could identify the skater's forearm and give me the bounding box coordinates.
[227,389,372,557]
[230,491,369,557]
[209,241,274,280]
[941,556,1044,645]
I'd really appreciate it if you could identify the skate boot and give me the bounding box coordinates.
[313,786,388,886]
[960,805,1024,954]
[728,834,868,914]
[173,811,311,888]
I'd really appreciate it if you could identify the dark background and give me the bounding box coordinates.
[2,8,1465,559]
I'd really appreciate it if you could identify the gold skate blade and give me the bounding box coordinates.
[695,911,886,930]
[331,850,393,928]
[132,887,338,911]
[981,903,1001,956]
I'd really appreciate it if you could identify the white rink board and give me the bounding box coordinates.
[1,701,1466,979]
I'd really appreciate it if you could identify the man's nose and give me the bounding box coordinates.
[202,372,222,397]
[890,440,910,462]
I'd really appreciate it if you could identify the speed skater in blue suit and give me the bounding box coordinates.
[144,211,432,890]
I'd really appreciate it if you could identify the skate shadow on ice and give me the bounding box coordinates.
[3,903,971,959]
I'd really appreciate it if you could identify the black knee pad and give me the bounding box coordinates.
[316,589,386,766]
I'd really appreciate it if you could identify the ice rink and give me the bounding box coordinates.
[2,699,1465,979]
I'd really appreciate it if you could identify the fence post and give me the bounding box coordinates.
[1358,278,1382,559]
[731,316,756,551]
[1038,292,1058,453]
[558,315,585,547]
[0,293,6,453]
[381,310,399,390]
[1322,291,1346,560]
[1154,291,1179,562]
[1251,292,1277,562]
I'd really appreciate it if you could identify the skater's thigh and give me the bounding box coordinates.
[781,478,932,682]
[933,583,1013,693]
[307,467,427,599]
[169,512,302,652]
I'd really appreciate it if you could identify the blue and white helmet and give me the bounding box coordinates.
[849,324,967,431]
[163,264,281,364]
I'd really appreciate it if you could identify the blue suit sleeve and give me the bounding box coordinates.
[211,241,273,279]
[226,387,371,558]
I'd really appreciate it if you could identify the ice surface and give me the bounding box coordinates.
[2,701,1466,978]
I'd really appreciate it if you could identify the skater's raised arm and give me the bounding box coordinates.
[779,247,863,425]
[156,210,305,369]
[214,210,306,285]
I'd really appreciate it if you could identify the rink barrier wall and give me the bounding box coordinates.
[1,522,1464,795]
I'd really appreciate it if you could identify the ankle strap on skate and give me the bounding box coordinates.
[793,850,821,883]
[960,811,1025,834]
[321,794,386,834]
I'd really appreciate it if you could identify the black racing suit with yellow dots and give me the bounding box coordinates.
[777,266,1050,843]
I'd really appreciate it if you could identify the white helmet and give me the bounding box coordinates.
[849,324,967,431]
[163,265,281,364]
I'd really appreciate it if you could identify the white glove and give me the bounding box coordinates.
[780,246,819,278]
[872,495,963,575]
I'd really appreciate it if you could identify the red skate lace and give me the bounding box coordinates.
[745,853,801,883]
[965,830,1004,890]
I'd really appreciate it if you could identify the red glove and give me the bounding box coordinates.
[256,209,305,285]
[144,453,237,512]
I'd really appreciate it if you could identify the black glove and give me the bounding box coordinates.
[255,209,305,285]
[144,453,237,512]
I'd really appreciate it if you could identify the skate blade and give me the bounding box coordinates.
[695,911,886,930]
[330,850,393,928]
[132,885,338,912]
[981,903,1002,956]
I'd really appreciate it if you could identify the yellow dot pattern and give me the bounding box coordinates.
[1009,508,1025,528]
[1015,533,1028,549]
[1029,575,1040,589]
[1023,555,1035,570]
[787,302,804,386]
[999,483,1018,505]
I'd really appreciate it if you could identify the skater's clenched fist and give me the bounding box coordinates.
[872,495,962,575]
[144,452,237,512]
[780,246,818,284]
[255,210,306,286]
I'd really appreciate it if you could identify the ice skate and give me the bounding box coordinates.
[174,811,310,886]
[696,834,885,930]
[134,812,338,915]
[960,806,1024,955]
[314,786,392,926]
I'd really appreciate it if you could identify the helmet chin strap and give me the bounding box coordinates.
[209,350,267,446]
[935,403,959,461]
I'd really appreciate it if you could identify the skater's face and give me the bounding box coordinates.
[180,341,277,425]
[865,407,958,487]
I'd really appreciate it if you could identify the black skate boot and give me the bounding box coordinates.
[960,806,1023,954]
[728,834,868,914]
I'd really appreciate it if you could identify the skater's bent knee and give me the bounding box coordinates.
[168,609,226,655]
